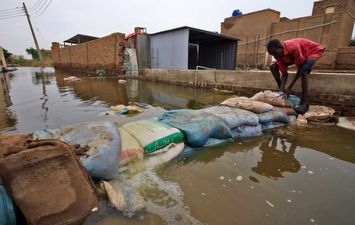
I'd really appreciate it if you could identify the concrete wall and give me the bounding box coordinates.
[142,69,355,115]
[51,33,126,75]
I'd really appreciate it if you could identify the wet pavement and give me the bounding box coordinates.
[1,67,355,225]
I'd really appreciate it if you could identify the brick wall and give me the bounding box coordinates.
[221,0,355,70]
[336,47,355,69]
[312,0,350,16]
[51,33,126,75]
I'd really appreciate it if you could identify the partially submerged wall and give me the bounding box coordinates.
[51,33,126,75]
[141,69,355,116]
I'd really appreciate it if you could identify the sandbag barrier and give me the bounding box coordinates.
[0,90,342,224]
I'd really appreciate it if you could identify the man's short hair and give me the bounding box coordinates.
[267,39,282,52]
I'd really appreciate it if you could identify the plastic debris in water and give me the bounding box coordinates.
[266,200,274,208]
[286,199,292,203]
[310,218,315,223]
[220,176,225,180]
[236,176,243,181]
[308,170,314,174]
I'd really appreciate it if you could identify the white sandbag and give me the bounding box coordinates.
[201,106,259,128]
[337,117,355,131]
[251,90,291,107]
[102,178,145,217]
[119,128,144,166]
[122,119,184,153]
[143,143,185,169]
[304,105,335,120]
[221,96,273,113]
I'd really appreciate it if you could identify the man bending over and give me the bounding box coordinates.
[267,38,324,114]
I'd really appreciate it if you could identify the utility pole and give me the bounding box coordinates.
[22,2,43,61]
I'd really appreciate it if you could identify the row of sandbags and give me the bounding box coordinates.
[0,91,336,224]
[97,93,301,217]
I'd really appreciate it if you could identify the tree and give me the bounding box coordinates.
[26,47,51,60]
[11,55,29,65]
[2,48,12,60]
[26,47,39,60]
[350,39,355,46]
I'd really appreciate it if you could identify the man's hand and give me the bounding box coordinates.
[280,72,288,93]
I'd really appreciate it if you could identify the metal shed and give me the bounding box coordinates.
[150,26,239,70]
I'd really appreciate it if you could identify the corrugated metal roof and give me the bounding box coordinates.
[64,34,99,44]
[151,26,240,41]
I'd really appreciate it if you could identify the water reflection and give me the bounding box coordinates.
[0,72,17,132]
[252,136,301,180]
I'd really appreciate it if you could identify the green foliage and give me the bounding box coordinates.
[11,55,29,65]
[25,47,51,60]
[350,39,355,46]
[26,47,39,60]
[2,48,12,60]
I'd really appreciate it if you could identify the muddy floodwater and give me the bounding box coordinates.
[1,67,355,225]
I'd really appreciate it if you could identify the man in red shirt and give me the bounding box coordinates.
[267,38,324,114]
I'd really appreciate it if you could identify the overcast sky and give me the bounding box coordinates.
[0,0,350,57]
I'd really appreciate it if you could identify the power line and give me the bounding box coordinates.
[0,7,21,13]
[0,9,23,16]
[0,10,24,17]
[0,14,25,20]
[29,0,49,16]
[30,0,45,11]
[32,0,53,18]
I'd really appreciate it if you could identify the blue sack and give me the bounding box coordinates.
[257,108,289,125]
[159,109,232,148]
[261,122,288,131]
[201,106,259,129]
[287,95,301,108]
[232,125,263,139]
[33,121,121,180]
[0,185,17,225]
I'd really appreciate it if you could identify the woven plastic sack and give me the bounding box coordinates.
[33,121,121,180]
[232,125,263,138]
[118,128,144,166]
[221,96,273,113]
[304,105,335,120]
[122,118,184,153]
[201,106,259,129]
[257,108,289,125]
[251,90,291,107]
[159,109,232,148]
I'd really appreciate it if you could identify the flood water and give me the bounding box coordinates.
[1,67,355,225]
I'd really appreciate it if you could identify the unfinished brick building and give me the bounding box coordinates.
[221,0,355,70]
[51,33,126,75]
